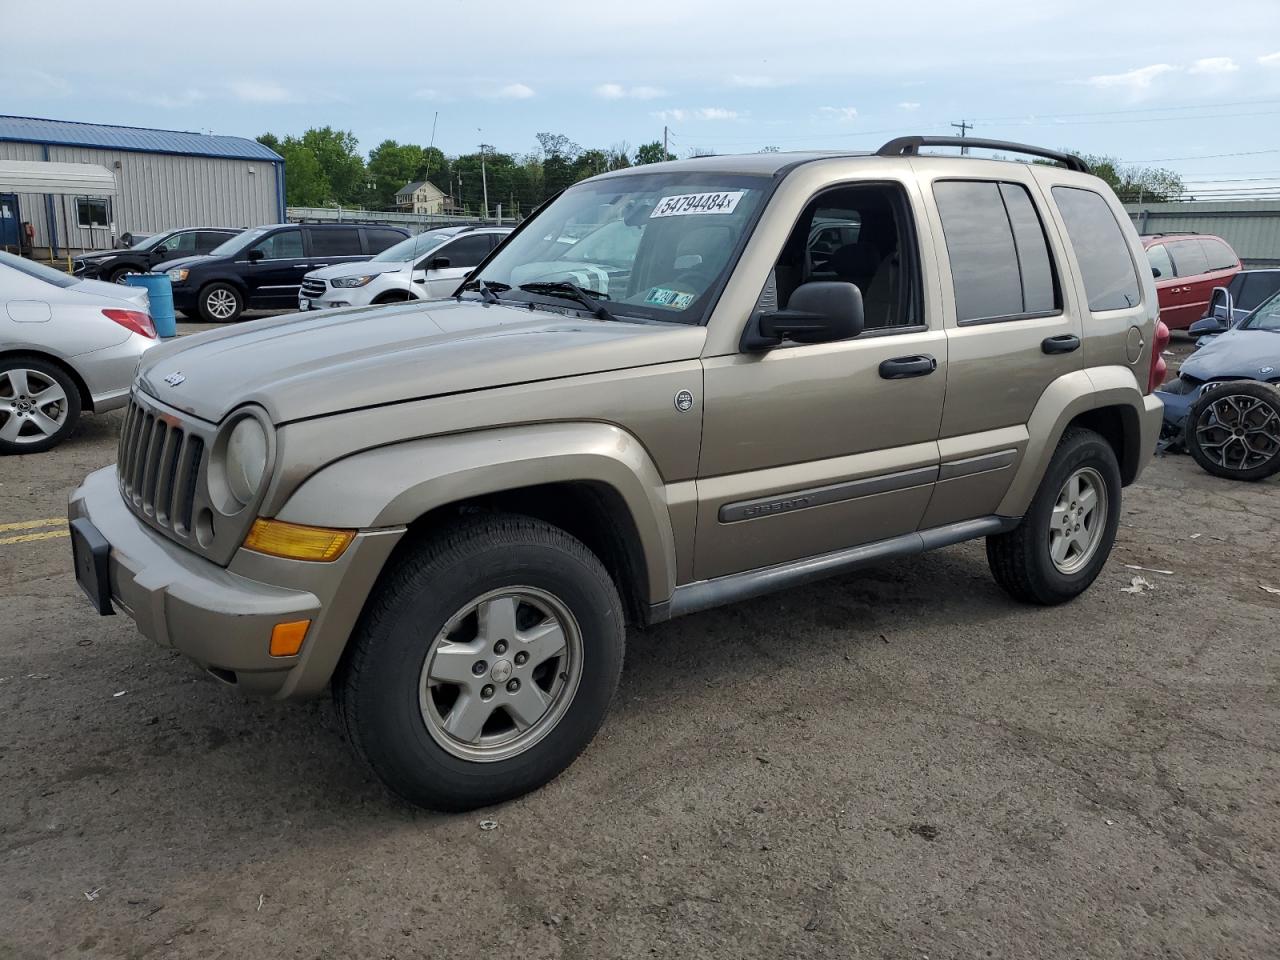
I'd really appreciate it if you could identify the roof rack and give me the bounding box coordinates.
[876,136,1090,174]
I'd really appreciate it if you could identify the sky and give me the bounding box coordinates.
[5,0,1280,195]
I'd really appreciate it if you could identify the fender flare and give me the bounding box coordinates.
[275,421,680,603]
[996,366,1148,517]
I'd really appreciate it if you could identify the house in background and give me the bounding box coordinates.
[394,180,447,215]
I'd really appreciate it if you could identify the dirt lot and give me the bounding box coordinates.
[2,333,1278,960]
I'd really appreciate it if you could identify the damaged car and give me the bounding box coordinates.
[1158,288,1280,481]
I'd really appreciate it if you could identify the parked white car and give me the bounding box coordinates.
[298,225,512,311]
[1,252,157,454]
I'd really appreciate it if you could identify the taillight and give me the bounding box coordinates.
[1147,318,1170,393]
[102,308,156,340]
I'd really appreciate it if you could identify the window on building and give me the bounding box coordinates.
[934,180,1060,322]
[1051,186,1142,311]
[76,197,110,229]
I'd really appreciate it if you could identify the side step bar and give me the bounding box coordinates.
[650,515,1019,623]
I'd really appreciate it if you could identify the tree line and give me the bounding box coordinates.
[255,129,1187,214]
[256,129,676,215]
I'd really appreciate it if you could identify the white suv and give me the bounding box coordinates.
[298,226,512,310]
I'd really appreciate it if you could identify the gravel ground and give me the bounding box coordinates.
[2,333,1278,959]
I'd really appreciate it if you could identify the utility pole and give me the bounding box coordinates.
[663,125,669,161]
[477,128,489,221]
[950,120,973,155]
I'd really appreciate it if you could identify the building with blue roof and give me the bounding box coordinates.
[0,115,284,257]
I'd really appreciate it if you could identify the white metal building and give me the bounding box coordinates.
[0,115,284,257]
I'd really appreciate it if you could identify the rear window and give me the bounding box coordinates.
[310,227,361,257]
[1051,186,1141,311]
[1199,238,1238,272]
[934,180,1060,323]
[1168,238,1208,278]
[0,250,77,288]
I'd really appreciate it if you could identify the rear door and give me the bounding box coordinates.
[306,226,364,273]
[916,168,1083,527]
[1163,238,1210,329]
[242,227,306,306]
[1197,237,1241,320]
[420,232,494,298]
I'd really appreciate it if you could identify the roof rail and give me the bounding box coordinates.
[877,136,1090,174]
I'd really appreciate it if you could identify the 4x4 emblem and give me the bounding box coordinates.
[163,372,186,387]
[674,389,695,412]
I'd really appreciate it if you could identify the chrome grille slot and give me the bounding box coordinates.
[116,394,205,540]
[301,279,326,298]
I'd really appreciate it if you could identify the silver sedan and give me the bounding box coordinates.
[1,252,158,454]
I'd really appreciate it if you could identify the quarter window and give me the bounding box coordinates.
[310,228,361,257]
[1051,186,1141,311]
[1146,243,1174,280]
[934,180,1060,323]
[1199,238,1238,272]
[366,228,406,253]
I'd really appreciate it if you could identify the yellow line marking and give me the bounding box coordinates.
[0,530,70,546]
[0,518,64,532]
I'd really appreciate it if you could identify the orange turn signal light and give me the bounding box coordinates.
[270,619,311,658]
[242,518,355,562]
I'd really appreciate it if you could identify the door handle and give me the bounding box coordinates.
[878,354,937,379]
[1041,334,1081,355]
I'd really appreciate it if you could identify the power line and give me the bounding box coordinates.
[968,96,1280,123]
[1120,148,1280,163]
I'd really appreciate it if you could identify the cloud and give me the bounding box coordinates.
[728,74,789,88]
[413,88,450,101]
[1259,51,1280,67]
[1189,56,1239,75]
[492,82,535,99]
[652,107,740,123]
[227,80,296,103]
[1084,63,1176,92]
[817,106,858,122]
[595,83,665,100]
[897,101,921,111]
[136,88,206,109]
[1,69,71,99]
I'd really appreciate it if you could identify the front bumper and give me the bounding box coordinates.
[69,466,404,699]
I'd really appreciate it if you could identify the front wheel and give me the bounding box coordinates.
[197,282,243,323]
[1185,382,1280,482]
[986,427,1121,605]
[335,514,625,811]
[0,357,82,454]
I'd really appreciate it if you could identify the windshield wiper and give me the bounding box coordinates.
[517,280,618,322]
[457,277,510,303]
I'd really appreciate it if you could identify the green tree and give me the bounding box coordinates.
[635,141,675,165]
[366,139,427,209]
[299,127,366,205]
[276,136,329,206]
[1076,154,1183,202]
[255,132,281,154]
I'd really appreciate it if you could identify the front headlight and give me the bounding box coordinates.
[167,268,189,283]
[331,275,375,288]
[225,417,269,505]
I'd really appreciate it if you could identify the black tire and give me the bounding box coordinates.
[0,355,82,455]
[334,513,625,811]
[1184,381,1280,482]
[986,427,1121,605]
[372,291,415,305]
[197,282,244,323]
[107,265,135,285]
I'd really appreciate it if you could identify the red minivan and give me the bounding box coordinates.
[1141,233,1241,330]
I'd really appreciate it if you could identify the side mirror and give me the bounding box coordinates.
[1207,285,1233,321]
[1151,266,1162,279]
[430,256,451,269]
[742,281,864,352]
[246,248,264,263]
[1188,315,1227,336]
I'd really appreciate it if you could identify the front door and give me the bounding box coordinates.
[0,194,19,252]
[695,179,947,581]
[419,232,494,299]
[241,227,306,306]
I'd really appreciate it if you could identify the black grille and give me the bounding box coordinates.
[300,279,327,298]
[117,397,204,537]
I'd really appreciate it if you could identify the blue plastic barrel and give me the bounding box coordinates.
[123,273,176,338]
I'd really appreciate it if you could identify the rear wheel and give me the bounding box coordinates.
[986,428,1121,605]
[198,282,243,323]
[107,266,135,284]
[1185,382,1280,482]
[335,513,625,811]
[0,357,82,454]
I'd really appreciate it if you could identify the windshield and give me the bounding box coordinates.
[209,227,270,257]
[128,231,176,252]
[471,172,770,324]
[1240,290,1280,332]
[0,251,78,288]
[374,231,454,263]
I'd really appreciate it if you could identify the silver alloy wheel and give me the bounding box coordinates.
[418,587,583,763]
[1195,392,1280,471]
[113,272,132,284]
[205,288,239,320]
[0,368,70,445]
[1048,466,1108,575]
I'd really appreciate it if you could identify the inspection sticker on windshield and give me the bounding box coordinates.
[650,191,745,218]
[646,288,696,309]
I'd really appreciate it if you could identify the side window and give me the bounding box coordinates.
[934,180,1059,323]
[1168,238,1208,278]
[310,227,361,257]
[1051,186,1141,311]
[366,228,405,253]
[197,231,232,252]
[252,229,303,259]
[434,233,491,269]
[1240,273,1280,311]
[1199,238,1238,272]
[160,232,198,256]
[1146,243,1173,280]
